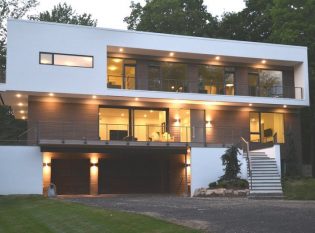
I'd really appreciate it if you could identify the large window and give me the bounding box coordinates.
[39,52,93,68]
[107,58,136,89]
[249,112,284,143]
[99,107,168,142]
[198,66,235,95]
[148,62,187,92]
[248,70,283,97]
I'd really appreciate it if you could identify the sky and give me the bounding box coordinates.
[30,0,246,29]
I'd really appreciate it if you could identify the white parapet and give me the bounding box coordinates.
[0,146,42,195]
[190,147,247,197]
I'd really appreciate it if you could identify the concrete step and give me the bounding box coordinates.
[251,180,281,183]
[251,176,281,180]
[251,187,282,190]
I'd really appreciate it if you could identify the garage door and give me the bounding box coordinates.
[51,159,90,195]
[98,156,170,194]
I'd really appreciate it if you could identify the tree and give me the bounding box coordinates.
[0,105,26,144]
[31,2,97,26]
[217,0,274,42]
[124,0,218,37]
[0,0,38,83]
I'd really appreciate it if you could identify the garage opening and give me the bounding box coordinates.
[98,152,187,195]
[51,159,90,195]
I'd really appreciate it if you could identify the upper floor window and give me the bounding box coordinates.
[198,65,235,95]
[39,52,93,68]
[107,58,136,89]
[249,69,283,97]
[148,62,187,92]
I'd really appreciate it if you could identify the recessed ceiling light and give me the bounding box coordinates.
[169,52,174,56]
[150,110,153,113]
[135,97,139,101]
[144,114,147,118]
[249,103,253,106]
[48,93,54,96]
[18,103,23,106]
[16,94,21,98]
[119,48,124,52]
[283,105,287,108]
[22,116,26,120]
[215,56,220,60]
[262,60,266,64]
[92,95,97,99]
[121,113,124,117]
[20,110,25,114]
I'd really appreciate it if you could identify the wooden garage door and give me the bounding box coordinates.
[98,157,169,194]
[51,159,90,195]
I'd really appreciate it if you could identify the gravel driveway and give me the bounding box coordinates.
[62,195,315,233]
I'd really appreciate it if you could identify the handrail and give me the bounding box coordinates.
[241,137,252,190]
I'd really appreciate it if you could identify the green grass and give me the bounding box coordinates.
[283,178,315,200]
[0,196,200,233]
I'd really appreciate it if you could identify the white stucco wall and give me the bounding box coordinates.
[190,147,247,196]
[0,146,42,195]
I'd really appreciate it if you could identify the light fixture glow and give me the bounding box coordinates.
[135,97,139,101]
[16,94,21,98]
[92,95,97,99]
[283,105,287,108]
[144,114,147,118]
[119,48,124,52]
[150,110,153,113]
[249,103,253,106]
[112,58,122,63]
[22,116,26,120]
[20,110,25,114]
[225,83,234,87]
[262,60,266,64]
[18,103,23,106]
[121,113,124,117]
[108,65,117,71]
[169,52,174,56]
[215,56,220,60]
[48,93,54,96]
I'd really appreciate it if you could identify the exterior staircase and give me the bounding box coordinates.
[246,151,283,199]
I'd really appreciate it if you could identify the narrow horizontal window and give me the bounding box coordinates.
[39,53,53,65]
[39,52,93,68]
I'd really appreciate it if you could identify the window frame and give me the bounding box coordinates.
[39,52,94,68]
[249,111,285,144]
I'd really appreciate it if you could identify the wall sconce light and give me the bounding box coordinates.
[187,147,191,153]
[43,162,51,167]
[206,120,213,127]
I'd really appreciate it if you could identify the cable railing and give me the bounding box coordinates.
[20,121,248,146]
[240,137,252,190]
[107,77,303,100]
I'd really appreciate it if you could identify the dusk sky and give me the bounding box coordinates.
[30,0,246,29]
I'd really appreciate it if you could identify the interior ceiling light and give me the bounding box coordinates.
[215,56,220,60]
[16,94,21,98]
[92,95,97,99]
[249,103,253,106]
[262,60,266,64]
[119,48,124,52]
[169,52,174,56]
[283,105,287,108]
[48,93,54,96]
[18,103,23,106]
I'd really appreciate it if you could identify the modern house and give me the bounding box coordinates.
[0,19,309,196]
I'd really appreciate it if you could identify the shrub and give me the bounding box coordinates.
[208,182,217,189]
[220,145,241,180]
[217,178,249,189]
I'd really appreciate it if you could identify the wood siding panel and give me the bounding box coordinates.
[206,110,249,144]
[283,70,295,98]
[235,67,248,96]
[28,101,99,140]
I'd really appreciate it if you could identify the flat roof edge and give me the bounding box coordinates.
[8,19,308,50]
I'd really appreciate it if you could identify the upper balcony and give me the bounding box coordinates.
[106,57,303,100]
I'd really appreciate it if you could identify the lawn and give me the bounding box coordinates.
[283,178,315,200]
[0,196,200,233]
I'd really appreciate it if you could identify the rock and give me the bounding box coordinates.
[214,188,226,195]
[206,189,215,196]
[193,188,207,197]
